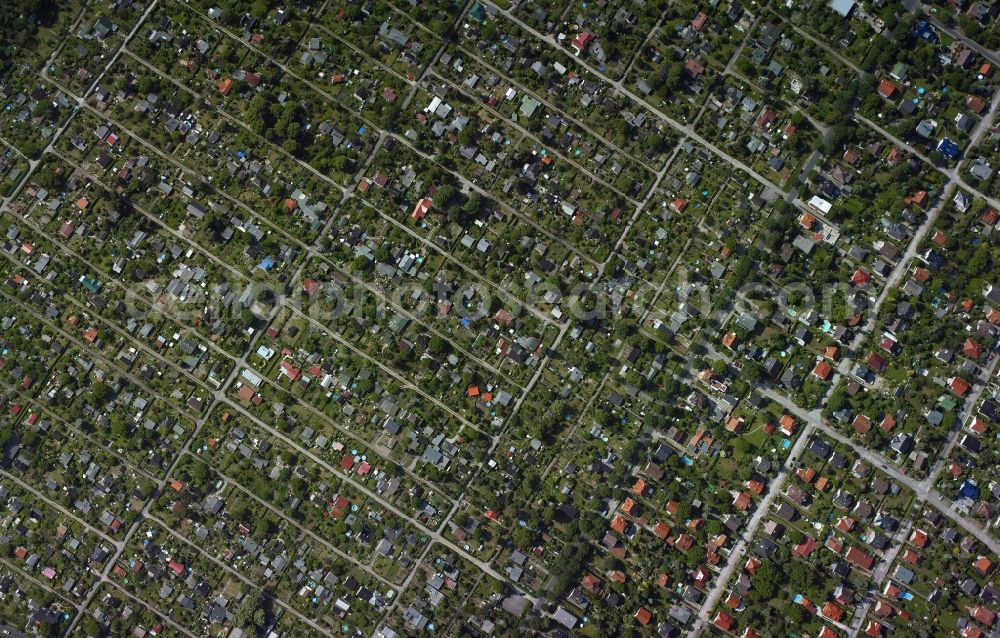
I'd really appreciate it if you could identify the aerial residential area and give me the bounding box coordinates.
[0,0,998,636]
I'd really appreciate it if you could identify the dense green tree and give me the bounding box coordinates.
[236,588,267,634]
[1,0,58,60]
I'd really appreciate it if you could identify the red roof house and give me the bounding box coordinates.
[412,197,433,220]
[571,31,594,54]
[845,546,874,571]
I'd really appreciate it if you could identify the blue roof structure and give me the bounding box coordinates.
[916,20,938,43]
[960,480,980,500]
[936,138,960,161]
[829,0,856,17]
